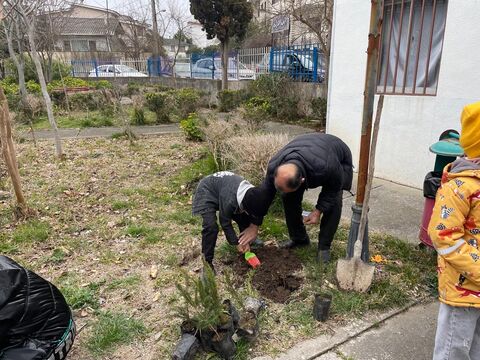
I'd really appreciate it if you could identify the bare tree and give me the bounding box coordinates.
[4,0,63,158]
[269,0,333,84]
[167,0,190,68]
[0,86,28,216]
[120,2,151,60]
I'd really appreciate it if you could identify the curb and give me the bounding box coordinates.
[253,298,433,360]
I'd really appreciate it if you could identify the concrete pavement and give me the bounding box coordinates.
[17,124,180,140]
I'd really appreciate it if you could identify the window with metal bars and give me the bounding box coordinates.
[377,0,448,95]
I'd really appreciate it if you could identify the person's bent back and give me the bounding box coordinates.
[0,255,75,360]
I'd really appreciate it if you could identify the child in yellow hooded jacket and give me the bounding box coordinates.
[429,101,480,360]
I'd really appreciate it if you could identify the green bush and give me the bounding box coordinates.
[126,82,141,96]
[173,88,202,118]
[131,107,146,125]
[4,57,71,83]
[218,89,249,112]
[26,80,41,94]
[91,80,113,90]
[249,73,300,121]
[244,96,271,128]
[311,97,327,126]
[145,92,170,123]
[0,80,21,110]
[272,96,299,122]
[68,92,106,111]
[47,77,89,93]
[180,113,204,141]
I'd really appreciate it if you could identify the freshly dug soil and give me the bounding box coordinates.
[227,246,304,303]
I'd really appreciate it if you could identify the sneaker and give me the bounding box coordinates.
[279,239,310,249]
[316,250,330,264]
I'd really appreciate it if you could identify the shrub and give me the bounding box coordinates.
[180,113,204,141]
[218,89,249,112]
[47,77,89,93]
[145,92,170,123]
[173,88,202,119]
[243,96,271,129]
[311,97,327,126]
[16,94,45,123]
[272,96,300,122]
[126,82,141,96]
[68,92,105,111]
[0,80,21,110]
[200,117,240,170]
[80,115,114,128]
[90,80,113,90]
[131,107,146,125]
[26,80,41,94]
[220,133,290,184]
[249,73,300,121]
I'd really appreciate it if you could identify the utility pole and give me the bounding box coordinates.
[151,0,160,57]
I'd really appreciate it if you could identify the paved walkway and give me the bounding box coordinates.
[17,124,180,140]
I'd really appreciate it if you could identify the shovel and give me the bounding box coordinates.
[336,95,384,292]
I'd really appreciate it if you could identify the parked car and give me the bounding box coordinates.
[191,58,256,80]
[88,64,148,78]
[256,49,325,82]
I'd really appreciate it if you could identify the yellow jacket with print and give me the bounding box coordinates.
[428,158,480,308]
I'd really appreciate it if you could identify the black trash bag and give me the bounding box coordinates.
[211,329,237,359]
[223,299,239,329]
[172,333,200,360]
[423,171,442,199]
[236,311,259,341]
[198,328,215,352]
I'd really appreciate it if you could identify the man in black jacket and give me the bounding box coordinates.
[0,255,75,360]
[192,171,268,271]
[239,133,353,263]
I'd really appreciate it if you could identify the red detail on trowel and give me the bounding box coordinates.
[245,252,261,268]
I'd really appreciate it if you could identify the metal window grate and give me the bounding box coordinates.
[377,0,448,96]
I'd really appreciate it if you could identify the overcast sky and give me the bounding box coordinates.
[83,0,193,37]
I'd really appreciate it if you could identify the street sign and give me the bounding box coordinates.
[271,15,289,33]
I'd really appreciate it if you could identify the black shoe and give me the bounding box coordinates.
[251,237,264,248]
[279,239,310,249]
[316,249,330,264]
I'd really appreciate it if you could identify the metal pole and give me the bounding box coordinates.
[346,0,383,260]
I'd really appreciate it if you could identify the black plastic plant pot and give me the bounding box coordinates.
[237,311,259,341]
[211,330,237,359]
[172,333,200,360]
[313,293,332,322]
[180,320,197,335]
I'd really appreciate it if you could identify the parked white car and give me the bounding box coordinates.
[88,64,148,78]
[191,58,256,80]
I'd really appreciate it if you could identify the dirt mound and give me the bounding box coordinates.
[227,246,304,303]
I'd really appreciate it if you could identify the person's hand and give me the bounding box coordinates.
[303,209,321,225]
[237,244,250,254]
[238,224,259,246]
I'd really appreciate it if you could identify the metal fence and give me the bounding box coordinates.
[71,57,172,78]
[64,43,324,83]
[268,43,325,83]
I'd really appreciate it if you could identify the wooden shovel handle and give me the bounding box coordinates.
[354,95,385,258]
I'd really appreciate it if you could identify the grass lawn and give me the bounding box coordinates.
[16,108,159,131]
[0,135,437,359]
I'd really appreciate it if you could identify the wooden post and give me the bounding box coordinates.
[0,86,27,213]
[355,0,383,206]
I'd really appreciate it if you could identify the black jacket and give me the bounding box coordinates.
[262,133,353,213]
[192,172,259,244]
[0,256,71,349]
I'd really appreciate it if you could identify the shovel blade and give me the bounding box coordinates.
[336,258,375,293]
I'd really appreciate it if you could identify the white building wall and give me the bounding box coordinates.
[327,0,480,188]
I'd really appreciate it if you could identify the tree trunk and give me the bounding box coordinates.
[4,23,27,101]
[26,24,63,158]
[221,40,229,90]
[0,86,27,212]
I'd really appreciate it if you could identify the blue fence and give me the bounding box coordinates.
[268,44,325,83]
